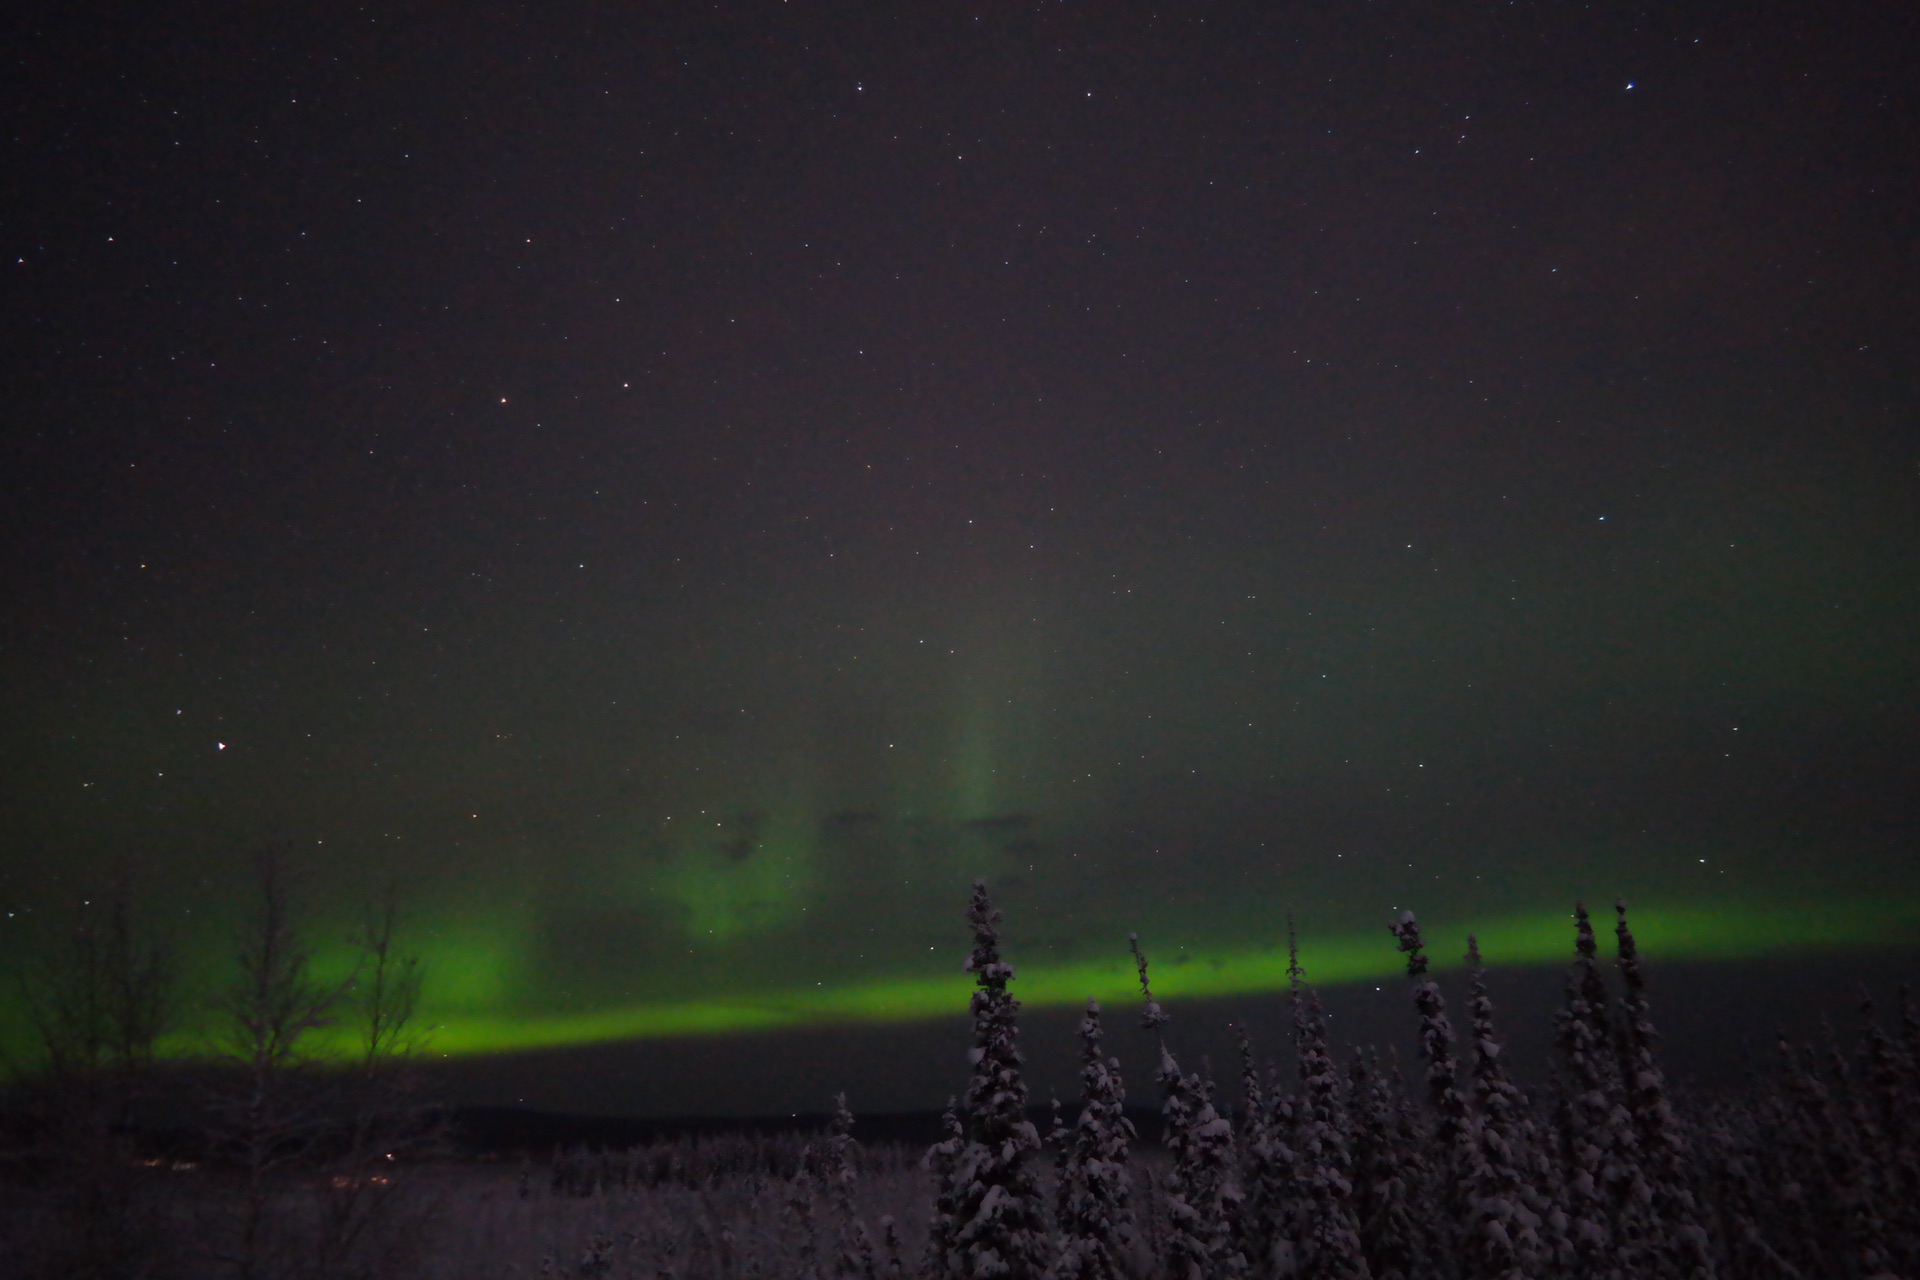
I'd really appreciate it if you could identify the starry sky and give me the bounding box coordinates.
[3,2,1917,1114]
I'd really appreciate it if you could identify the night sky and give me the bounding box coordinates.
[4,3,1917,1113]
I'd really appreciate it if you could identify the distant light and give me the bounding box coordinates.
[1626,81,1635,90]
[217,742,226,750]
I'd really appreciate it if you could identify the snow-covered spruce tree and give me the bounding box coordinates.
[1551,902,1623,1276]
[1746,1043,1834,1278]
[1777,1036,1866,1275]
[1288,933,1371,1280]
[1050,998,1138,1280]
[788,1163,825,1280]
[1829,1029,1907,1280]
[1268,1066,1313,1278]
[1237,1027,1299,1276]
[1902,986,1920,1101]
[1695,1099,1807,1280]
[1613,901,1715,1280]
[1461,935,1548,1280]
[1048,1095,1071,1213]
[1578,909,1659,1279]
[1131,933,1246,1279]
[923,1098,967,1276]
[1781,1031,1900,1280]
[1389,911,1471,1270]
[1899,986,1920,1274]
[938,880,1053,1280]
[1348,1048,1430,1280]
[1046,1091,1069,1267]
[883,1216,909,1279]
[1388,914,1470,1152]
[1186,1064,1249,1278]
[1859,992,1920,1273]
[820,1093,879,1279]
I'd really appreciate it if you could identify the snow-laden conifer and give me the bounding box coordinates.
[1348,1048,1429,1280]
[820,1093,879,1279]
[1046,1092,1071,1258]
[1697,1104,1808,1280]
[1461,935,1547,1280]
[881,1216,908,1279]
[788,1164,824,1280]
[1189,1062,1250,1277]
[1757,1041,1837,1278]
[923,1098,967,1277]
[1389,913,1469,1150]
[1901,985,1920,1096]
[1859,992,1920,1272]
[1237,1028,1299,1275]
[1130,935,1204,1278]
[938,880,1053,1279]
[1829,1031,1904,1280]
[1779,1031,1899,1280]
[1584,911,1656,1278]
[1131,933,1244,1279]
[1048,1095,1070,1205]
[1613,902,1714,1280]
[1288,932,1371,1280]
[1900,986,1920,1275]
[1267,1072,1312,1278]
[1050,999,1137,1280]
[1389,910,1471,1268]
[1551,903,1621,1274]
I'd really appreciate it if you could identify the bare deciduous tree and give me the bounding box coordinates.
[214,847,349,1280]
[313,881,440,1280]
[10,874,176,1279]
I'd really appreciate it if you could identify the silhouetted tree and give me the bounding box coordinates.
[820,1093,879,1279]
[1390,911,1470,1271]
[1349,1048,1430,1280]
[1132,935,1206,1277]
[1289,932,1370,1280]
[213,849,348,1280]
[12,877,176,1279]
[1553,903,1621,1276]
[1051,999,1137,1280]
[1461,935,1547,1280]
[935,880,1053,1279]
[1237,1028,1298,1276]
[924,1097,968,1275]
[314,883,438,1279]
[1613,901,1714,1280]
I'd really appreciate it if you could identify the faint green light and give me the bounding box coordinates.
[399,896,1913,1058]
[650,808,814,942]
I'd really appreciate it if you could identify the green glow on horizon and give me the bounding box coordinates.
[193,895,1914,1061]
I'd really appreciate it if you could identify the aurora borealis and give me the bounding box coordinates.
[3,3,1917,1113]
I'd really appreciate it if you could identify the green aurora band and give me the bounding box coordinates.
[138,895,1913,1060]
[10,618,1916,1075]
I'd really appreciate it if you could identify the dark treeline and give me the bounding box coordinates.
[3,872,1917,1279]
[921,881,1919,1280]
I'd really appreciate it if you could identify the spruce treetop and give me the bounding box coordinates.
[1129,932,1168,1036]
[1391,911,1429,979]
